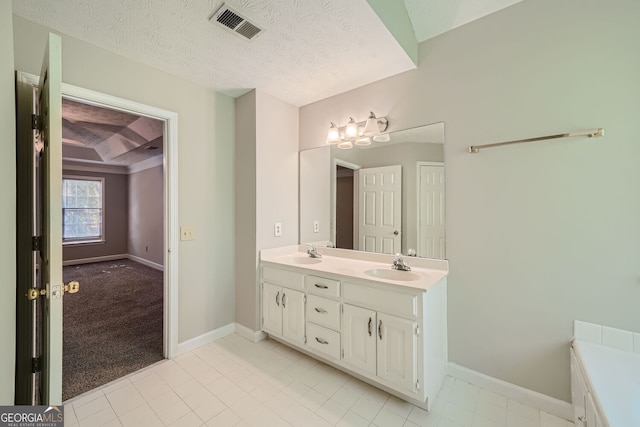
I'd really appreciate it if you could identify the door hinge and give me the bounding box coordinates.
[341,348,344,359]
[31,357,41,373]
[31,236,42,252]
[31,114,40,130]
[303,295,307,304]
[415,325,420,336]
[304,336,307,344]
[416,379,420,391]
[341,305,343,314]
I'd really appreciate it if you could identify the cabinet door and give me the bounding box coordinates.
[282,288,306,344]
[377,312,417,392]
[262,283,282,336]
[342,304,376,375]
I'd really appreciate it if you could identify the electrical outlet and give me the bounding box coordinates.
[180,226,195,241]
[313,220,320,233]
[274,222,282,237]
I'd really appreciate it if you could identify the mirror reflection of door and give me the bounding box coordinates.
[358,165,402,254]
[417,163,445,258]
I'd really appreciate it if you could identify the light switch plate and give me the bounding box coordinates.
[313,220,320,233]
[180,226,195,241]
[274,222,282,237]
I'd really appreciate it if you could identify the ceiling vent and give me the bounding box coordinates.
[210,3,264,41]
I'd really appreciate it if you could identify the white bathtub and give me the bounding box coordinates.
[571,339,640,427]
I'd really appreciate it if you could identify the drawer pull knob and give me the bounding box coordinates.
[315,337,329,345]
[314,307,328,314]
[314,284,329,289]
[368,317,372,336]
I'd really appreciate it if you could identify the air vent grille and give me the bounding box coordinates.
[235,21,261,40]
[210,3,264,41]
[217,9,243,30]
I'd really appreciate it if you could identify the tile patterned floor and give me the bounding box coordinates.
[63,334,575,427]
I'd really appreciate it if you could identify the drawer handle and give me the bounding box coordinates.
[314,307,328,314]
[282,293,286,308]
[378,320,383,340]
[314,283,329,289]
[368,317,372,336]
[275,291,280,307]
[315,337,329,345]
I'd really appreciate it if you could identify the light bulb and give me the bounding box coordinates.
[355,137,371,146]
[344,117,358,140]
[337,140,353,149]
[327,122,340,144]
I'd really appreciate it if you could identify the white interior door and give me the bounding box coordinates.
[39,33,64,405]
[417,164,445,258]
[358,165,402,254]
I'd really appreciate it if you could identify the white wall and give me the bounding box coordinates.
[235,90,299,331]
[13,15,237,344]
[0,0,16,405]
[235,91,258,330]
[299,0,640,402]
[128,164,164,266]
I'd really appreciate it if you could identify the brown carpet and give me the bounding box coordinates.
[62,259,163,401]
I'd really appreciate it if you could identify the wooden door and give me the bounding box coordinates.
[358,165,402,254]
[342,304,376,375]
[376,312,417,393]
[39,33,64,405]
[418,164,445,258]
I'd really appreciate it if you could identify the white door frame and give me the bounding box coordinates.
[22,73,179,359]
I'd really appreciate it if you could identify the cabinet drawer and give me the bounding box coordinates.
[306,295,340,330]
[343,282,417,318]
[306,323,340,359]
[305,275,340,299]
[263,266,304,290]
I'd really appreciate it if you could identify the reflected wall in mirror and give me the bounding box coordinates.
[299,122,446,259]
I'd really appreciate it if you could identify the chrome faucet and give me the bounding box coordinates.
[392,253,411,271]
[307,245,322,259]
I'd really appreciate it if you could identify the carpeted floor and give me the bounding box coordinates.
[62,259,163,401]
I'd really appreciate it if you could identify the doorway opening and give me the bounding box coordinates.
[335,165,355,249]
[60,98,165,400]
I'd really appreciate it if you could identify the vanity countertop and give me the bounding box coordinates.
[260,245,448,292]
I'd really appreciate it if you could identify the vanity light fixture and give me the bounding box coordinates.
[325,112,389,149]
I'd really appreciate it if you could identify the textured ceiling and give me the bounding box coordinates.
[12,0,416,107]
[62,99,163,166]
[13,1,522,107]
[404,0,524,42]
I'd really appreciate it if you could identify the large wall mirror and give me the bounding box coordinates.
[299,122,446,259]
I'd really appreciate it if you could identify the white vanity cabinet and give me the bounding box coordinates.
[259,249,448,410]
[261,267,306,345]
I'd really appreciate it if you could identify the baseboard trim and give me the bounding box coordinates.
[447,362,573,421]
[62,254,127,266]
[176,323,236,355]
[127,254,164,271]
[235,324,267,343]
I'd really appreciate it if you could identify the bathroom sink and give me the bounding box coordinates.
[283,255,322,265]
[364,269,421,281]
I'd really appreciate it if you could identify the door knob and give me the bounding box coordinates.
[393,230,399,235]
[26,281,80,300]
